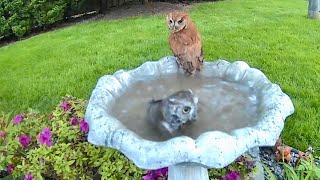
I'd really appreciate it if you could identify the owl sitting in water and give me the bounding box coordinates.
[146,90,199,136]
[166,11,204,75]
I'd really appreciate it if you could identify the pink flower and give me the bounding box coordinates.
[59,101,71,111]
[38,128,53,146]
[70,116,79,126]
[0,131,7,138]
[24,172,34,180]
[79,119,89,132]
[13,114,25,125]
[19,134,31,148]
[7,164,14,174]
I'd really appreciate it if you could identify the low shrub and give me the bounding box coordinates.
[208,155,257,180]
[0,0,83,38]
[0,95,145,179]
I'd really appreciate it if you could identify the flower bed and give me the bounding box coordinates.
[0,96,145,179]
[1,96,319,180]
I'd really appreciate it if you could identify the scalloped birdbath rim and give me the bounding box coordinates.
[85,56,294,170]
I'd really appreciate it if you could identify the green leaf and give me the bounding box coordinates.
[261,162,277,180]
[65,165,70,172]
[315,168,320,178]
[67,160,75,165]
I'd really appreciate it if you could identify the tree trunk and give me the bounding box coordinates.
[99,0,107,14]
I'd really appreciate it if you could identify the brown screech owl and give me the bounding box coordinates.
[146,90,198,136]
[166,12,204,75]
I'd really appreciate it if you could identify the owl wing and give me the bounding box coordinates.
[185,40,203,71]
[169,34,186,69]
[169,35,181,57]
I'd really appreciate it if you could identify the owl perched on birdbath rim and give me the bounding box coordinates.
[166,11,204,75]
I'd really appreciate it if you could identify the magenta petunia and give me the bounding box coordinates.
[24,172,34,180]
[13,114,25,125]
[226,171,240,180]
[38,128,53,146]
[153,167,168,178]
[142,171,153,180]
[79,119,89,132]
[143,167,168,180]
[220,171,240,180]
[160,167,168,176]
[70,116,79,126]
[59,101,71,112]
[42,128,52,137]
[0,131,6,138]
[18,134,31,148]
[7,164,14,174]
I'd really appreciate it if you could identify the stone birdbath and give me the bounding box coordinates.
[85,56,294,180]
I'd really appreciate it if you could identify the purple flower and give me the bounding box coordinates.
[142,171,153,180]
[227,171,240,180]
[0,131,6,138]
[160,167,168,176]
[70,116,79,126]
[42,128,52,137]
[38,128,53,146]
[154,167,168,178]
[24,172,34,180]
[220,171,240,180]
[13,114,25,125]
[7,164,14,174]
[19,134,31,148]
[143,167,168,180]
[59,101,71,112]
[79,119,89,132]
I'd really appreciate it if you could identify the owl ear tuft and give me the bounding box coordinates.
[193,96,199,104]
[166,13,172,20]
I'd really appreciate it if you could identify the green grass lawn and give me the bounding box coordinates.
[0,0,319,153]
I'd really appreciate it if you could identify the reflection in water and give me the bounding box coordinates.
[111,73,259,141]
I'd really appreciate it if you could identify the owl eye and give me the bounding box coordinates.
[169,20,173,24]
[178,19,183,24]
[182,106,191,113]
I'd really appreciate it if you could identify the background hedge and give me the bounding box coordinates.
[0,0,83,38]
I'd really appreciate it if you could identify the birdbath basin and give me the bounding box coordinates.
[85,56,294,179]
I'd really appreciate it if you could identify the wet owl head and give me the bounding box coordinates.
[161,90,198,131]
[166,12,190,33]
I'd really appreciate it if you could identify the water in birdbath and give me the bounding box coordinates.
[111,73,259,141]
